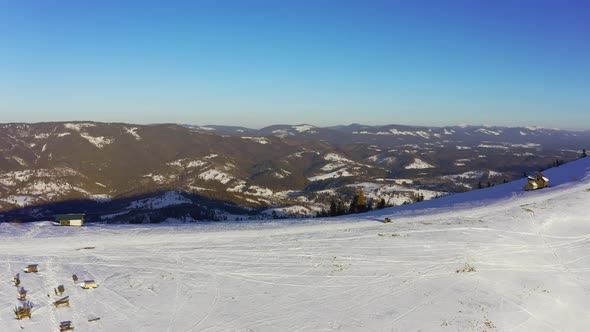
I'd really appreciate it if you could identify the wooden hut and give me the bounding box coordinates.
[525,173,549,191]
[81,280,98,289]
[14,304,32,320]
[24,264,38,273]
[55,285,65,295]
[54,214,85,226]
[59,321,75,331]
[54,296,70,308]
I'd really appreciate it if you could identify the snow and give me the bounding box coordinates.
[1,158,590,331]
[12,156,28,166]
[320,163,346,172]
[478,144,509,149]
[100,210,130,220]
[90,194,112,202]
[322,153,371,172]
[187,185,213,192]
[34,133,51,139]
[271,129,292,138]
[510,143,541,148]
[515,152,535,157]
[124,127,141,141]
[263,205,312,217]
[127,191,191,209]
[0,169,79,188]
[272,169,291,179]
[443,170,501,181]
[241,136,270,144]
[307,168,354,181]
[198,169,234,184]
[0,195,33,207]
[21,181,73,195]
[405,158,435,169]
[80,133,114,148]
[246,186,274,197]
[367,155,396,165]
[63,123,95,131]
[476,128,502,136]
[488,170,502,177]
[143,174,169,183]
[187,160,207,168]
[353,129,430,139]
[324,153,353,163]
[225,183,248,193]
[167,160,184,167]
[167,159,207,168]
[292,124,316,133]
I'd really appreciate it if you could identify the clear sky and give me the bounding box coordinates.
[0,0,588,129]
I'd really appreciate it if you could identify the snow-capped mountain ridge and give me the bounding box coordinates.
[0,121,587,222]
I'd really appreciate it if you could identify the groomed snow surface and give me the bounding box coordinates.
[1,158,590,331]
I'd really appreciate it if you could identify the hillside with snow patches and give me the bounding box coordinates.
[1,157,590,331]
[1,122,587,223]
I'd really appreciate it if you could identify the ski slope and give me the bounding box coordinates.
[1,157,590,331]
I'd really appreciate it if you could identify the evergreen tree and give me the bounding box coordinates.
[329,200,337,217]
[583,149,587,158]
[336,200,346,216]
[356,189,367,211]
[376,198,386,209]
[349,195,359,214]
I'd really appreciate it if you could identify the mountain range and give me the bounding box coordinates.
[0,121,587,222]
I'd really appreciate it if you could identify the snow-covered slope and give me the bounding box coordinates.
[1,157,590,331]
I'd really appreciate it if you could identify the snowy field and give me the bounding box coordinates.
[1,158,590,331]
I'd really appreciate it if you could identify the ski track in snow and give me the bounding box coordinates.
[1,158,590,331]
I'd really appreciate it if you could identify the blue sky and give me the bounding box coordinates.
[0,0,588,129]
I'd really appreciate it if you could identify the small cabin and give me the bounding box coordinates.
[55,285,65,295]
[54,214,85,226]
[14,304,32,320]
[82,280,98,289]
[54,296,70,308]
[525,173,549,191]
[59,320,74,331]
[24,264,38,273]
